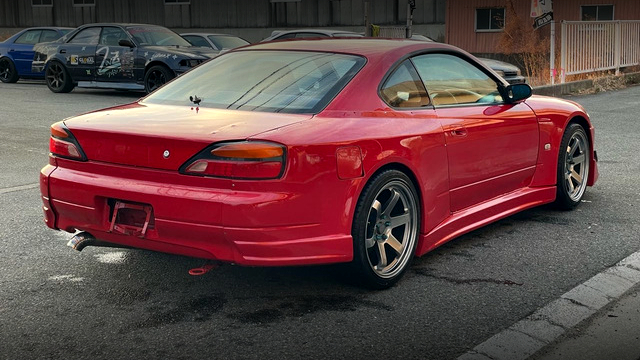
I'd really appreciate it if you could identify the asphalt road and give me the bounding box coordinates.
[0,82,639,360]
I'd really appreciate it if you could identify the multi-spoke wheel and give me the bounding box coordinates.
[555,123,590,209]
[352,170,420,289]
[0,57,19,83]
[144,65,174,93]
[45,61,74,93]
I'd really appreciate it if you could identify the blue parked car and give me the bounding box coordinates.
[0,27,71,83]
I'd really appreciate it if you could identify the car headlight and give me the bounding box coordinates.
[179,59,203,67]
[495,70,506,77]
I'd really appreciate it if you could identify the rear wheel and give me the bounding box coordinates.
[555,123,590,209]
[144,65,174,93]
[0,57,19,83]
[46,61,74,93]
[351,170,420,289]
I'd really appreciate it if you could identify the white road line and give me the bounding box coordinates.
[457,251,640,360]
[0,183,39,195]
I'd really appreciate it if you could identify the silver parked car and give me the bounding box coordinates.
[181,33,250,51]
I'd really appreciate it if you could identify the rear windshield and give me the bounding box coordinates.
[142,50,365,114]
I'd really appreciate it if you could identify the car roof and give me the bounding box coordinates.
[75,23,169,28]
[181,33,240,37]
[18,26,73,31]
[273,29,360,36]
[242,38,459,59]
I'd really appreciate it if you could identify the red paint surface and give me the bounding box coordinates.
[41,39,599,266]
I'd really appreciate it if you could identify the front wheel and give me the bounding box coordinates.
[0,57,19,83]
[351,170,420,289]
[45,61,74,93]
[555,123,590,210]
[144,65,174,93]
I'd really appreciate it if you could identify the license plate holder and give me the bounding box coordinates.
[109,201,153,238]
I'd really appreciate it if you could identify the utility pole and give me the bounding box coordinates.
[406,0,416,38]
[364,2,371,37]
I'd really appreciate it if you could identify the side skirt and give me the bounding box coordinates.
[77,81,145,90]
[416,186,556,256]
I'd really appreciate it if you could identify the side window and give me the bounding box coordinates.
[15,30,43,45]
[380,60,430,108]
[412,54,502,106]
[40,29,62,42]
[183,35,211,48]
[69,27,101,44]
[99,27,128,46]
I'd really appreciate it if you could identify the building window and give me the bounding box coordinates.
[32,0,53,6]
[581,5,614,21]
[73,0,95,6]
[165,0,190,4]
[476,8,505,32]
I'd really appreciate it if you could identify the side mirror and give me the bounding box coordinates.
[504,83,532,103]
[119,39,135,48]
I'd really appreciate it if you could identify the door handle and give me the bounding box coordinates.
[9,49,14,52]
[59,49,66,54]
[449,126,468,137]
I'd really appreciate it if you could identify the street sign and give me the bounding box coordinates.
[534,12,553,29]
[531,0,552,17]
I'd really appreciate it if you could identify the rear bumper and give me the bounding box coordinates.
[40,160,353,266]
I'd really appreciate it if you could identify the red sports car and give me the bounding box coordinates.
[40,39,598,288]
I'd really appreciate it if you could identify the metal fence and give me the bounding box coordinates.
[378,26,408,38]
[560,20,640,83]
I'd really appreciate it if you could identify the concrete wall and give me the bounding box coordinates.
[0,0,446,28]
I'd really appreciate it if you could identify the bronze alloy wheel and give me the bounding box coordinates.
[556,123,590,209]
[352,170,420,289]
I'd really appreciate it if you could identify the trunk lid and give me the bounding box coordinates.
[64,103,311,170]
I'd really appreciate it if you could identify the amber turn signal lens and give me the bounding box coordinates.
[211,142,284,159]
[51,122,69,139]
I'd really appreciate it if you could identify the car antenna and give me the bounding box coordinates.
[189,95,202,105]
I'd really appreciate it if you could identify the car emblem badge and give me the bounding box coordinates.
[163,150,170,158]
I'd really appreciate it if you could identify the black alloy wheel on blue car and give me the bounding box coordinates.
[0,57,19,83]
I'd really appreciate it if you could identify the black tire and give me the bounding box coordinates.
[45,61,74,93]
[555,123,590,210]
[0,57,19,83]
[351,170,420,289]
[144,65,174,93]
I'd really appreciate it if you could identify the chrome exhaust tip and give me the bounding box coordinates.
[67,231,96,251]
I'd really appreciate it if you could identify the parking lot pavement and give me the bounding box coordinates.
[1,82,640,360]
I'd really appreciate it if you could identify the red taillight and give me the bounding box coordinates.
[49,122,86,161]
[181,141,285,180]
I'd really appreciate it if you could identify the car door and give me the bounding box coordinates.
[95,26,138,83]
[411,53,539,212]
[10,29,42,75]
[63,26,101,80]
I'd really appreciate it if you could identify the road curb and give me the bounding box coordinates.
[457,249,640,360]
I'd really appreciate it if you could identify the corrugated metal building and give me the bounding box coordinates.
[0,0,446,41]
[446,0,640,54]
